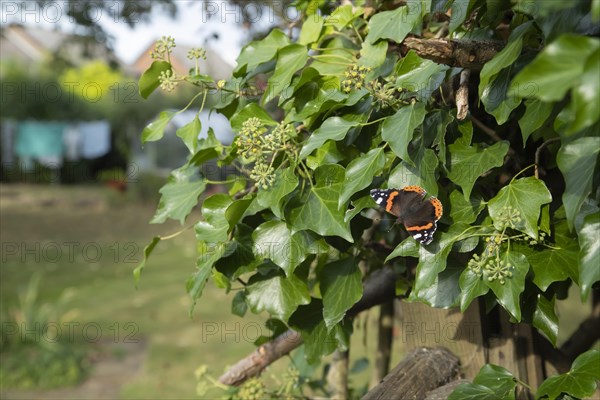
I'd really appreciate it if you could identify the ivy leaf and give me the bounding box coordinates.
[264,44,309,104]
[386,236,420,261]
[409,223,471,296]
[325,4,363,30]
[529,243,579,292]
[519,99,553,146]
[176,116,201,154]
[256,167,298,219]
[486,252,529,321]
[509,34,600,102]
[253,221,328,276]
[479,22,532,123]
[488,177,552,239]
[359,40,388,69]
[568,48,600,134]
[366,5,420,44]
[230,103,277,132]
[289,299,352,364]
[194,194,233,243]
[414,265,462,308]
[536,350,600,400]
[187,241,235,315]
[246,273,311,322]
[225,198,254,232]
[345,195,376,222]
[138,60,171,99]
[449,364,517,400]
[298,14,324,45]
[382,102,427,165]
[532,294,559,346]
[300,116,361,159]
[459,268,490,312]
[133,236,161,287]
[231,291,248,317]
[449,0,471,33]
[151,164,206,224]
[449,190,485,225]
[388,149,439,196]
[235,29,290,73]
[557,137,600,230]
[578,212,600,300]
[447,140,509,201]
[141,110,175,143]
[394,52,448,101]
[320,258,363,330]
[339,147,385,207]
[289,165,353,242]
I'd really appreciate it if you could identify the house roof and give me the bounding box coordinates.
[0,23,122,67]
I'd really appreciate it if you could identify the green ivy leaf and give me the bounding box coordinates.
[324,4,363,30]
[253,221,328,276]
[141,110,175,143]
[518,99,553,146]
[449,364,517,400]
[133,236,161,287]
[300,116,361,159]
[509,34,600,102]
[532,294,558,346]
[529,242,579,292]
[536,350,600,400]
[320,258,363,330]
[359,40,388,69]
[306,141,345,170]
[449,0,471,33]
[231,291,248,317]
[188,241,236,315]
[388,149,439,196]
[235,29,290,73]
[176,116,201,154]
[264,44,309,104]
[486,252,529,321]
[414,265,462,308]
[449,190,485,225]
[151,164,206,224]
[246,272,311,322]
[568,48,600,134]
[256,167,299,219]
[557,137,600,230]
[138,60,171,99]
[194,194,233,243]
[479,22,532,123]
[382,102,427,165]
[394,52,448,101]
[225,198,254,232]
[298,14,324,45]
[447,140,509,201]
[339,147,386,207]
[289,165,354,242]
[366,5,420,44]
[488,177,552,239]
[230,103,277,132]
[459,268,490,312]
[289,299,351,364]
[578,212,600,300]
[345,195,376,222]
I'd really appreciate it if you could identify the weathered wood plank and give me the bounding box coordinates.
[362,347,460,400]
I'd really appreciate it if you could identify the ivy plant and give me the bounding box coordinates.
[134,0,599,397]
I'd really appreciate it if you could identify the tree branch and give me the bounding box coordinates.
[456,69,471,120]
[400,38,505,70]
[218,267,398,386]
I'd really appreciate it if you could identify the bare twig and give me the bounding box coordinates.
[534,137,560,179]
[456,69,471,120]
[470,115,503,143]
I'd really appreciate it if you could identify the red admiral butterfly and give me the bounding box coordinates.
[370,186,443,245]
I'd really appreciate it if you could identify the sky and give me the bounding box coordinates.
[0,1,281,66]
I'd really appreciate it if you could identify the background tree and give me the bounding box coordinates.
[136,0,600,398]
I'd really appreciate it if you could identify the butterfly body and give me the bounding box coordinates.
[370,186,443,245]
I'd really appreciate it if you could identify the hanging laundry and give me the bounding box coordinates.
[15,121,66,167]
[63,125,81,161]
[80,121,111,159]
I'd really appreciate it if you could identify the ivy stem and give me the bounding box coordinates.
[510,164,535,184]
[535,137,560,178]
[160,224,194,240]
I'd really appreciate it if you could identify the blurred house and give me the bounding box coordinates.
[0,23,121,70]
[130,41,233,80]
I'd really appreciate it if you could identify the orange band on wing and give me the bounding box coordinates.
[386,191,399,212]
[406,222,433,231]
